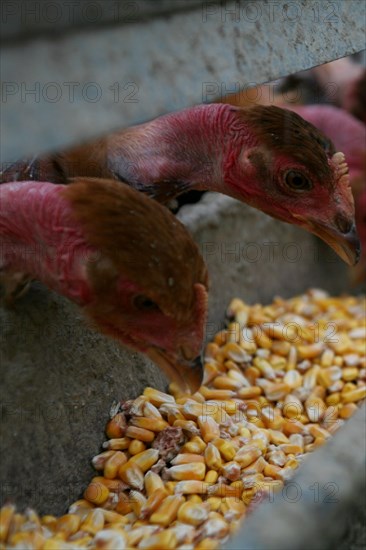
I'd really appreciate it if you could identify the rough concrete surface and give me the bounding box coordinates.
[2,0,365,160]
[1,193,363,522]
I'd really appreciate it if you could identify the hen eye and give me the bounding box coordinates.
[133,295,159,311]
[284,171,312,191]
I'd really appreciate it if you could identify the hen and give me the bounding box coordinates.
[0,178,208,392]
[220,83,366,280]
[310,57,366,124]
[1,104,360,266]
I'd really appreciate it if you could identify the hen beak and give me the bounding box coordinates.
[293,214,361,266]
[311,221,361,266]
[146,347,204,393]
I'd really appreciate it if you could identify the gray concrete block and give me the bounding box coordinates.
[2,0,365,160]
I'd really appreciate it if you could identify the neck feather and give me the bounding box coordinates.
[0,181,94,304]
[106,103,241,192]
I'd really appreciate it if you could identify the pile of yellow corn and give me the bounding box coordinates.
[1,289,365,550]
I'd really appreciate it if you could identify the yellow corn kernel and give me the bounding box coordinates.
[101,510,129,525]
[183,436,207,454]
[173,419,199,436]
[286,345,298,370]
[320,348,335,367]
[264,382,291,401]
[326,393,341,406]
[282,418,306,435]
[115,493,132,515]
[80,508,105,535]
[271,340,291,356]
[130,490,147,516]
[102,437,131,451]
[144,471,166,497]
[128,439,146,455]
[205,469,219,484]
[285,457,299,469]
[68,499,93,518]
[298,343,324,360]
[195,538,220,550]
[118,462,144,490]
[125,426,155,442]
[174,481,209,495]
[303,366,320,390]
[171,453,205,465]
[268,429,289,445]
[212,376,242,391]
[341,386,366,403]
[283,370,302,389]
[221,497,246,519]
[200,387,235,400]
[283,394,303,420]
[177,501,209,526]
[243,456,266,474]
[138,529,177,550]
[103,451,127,479]
[150,495,185,526]
[92,476,125,493]
[237,386,262,399]
[55,514,81,537]
[279,443,303,455]
[261,406,284,431]
[264,462,282,478]
[203,362,220,385]
[305,396,326,422]
[140,488,168,519]
[84,481,110,505]
[129,448,159,472]
[198,415,220,443]
[130,416,169,432]
[308,424,331,439]
[208,483,242,498]
[0,504,15,542]
[204,442,222,470]
[92,450,116,470]
[234,445,262,467]
[222,461,242,483]
[92,528,127,550]
[339,403,358,419]
[127,526,160,547]
[143,387,176,406]
[254,330,272,349]
[254,357,276,379]
[105,413,127,439]
[164,481,177,494]
[168,462,206,481]
[205,497,221,511]
[70,535,93,547]
[213,438,237,461]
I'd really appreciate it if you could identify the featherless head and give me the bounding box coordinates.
[62,178,208,392]
[223,105,360,266]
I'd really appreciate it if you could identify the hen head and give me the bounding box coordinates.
[224,105,360,265]
[62,178,209,392]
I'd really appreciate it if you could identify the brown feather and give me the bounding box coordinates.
[238,105,336,183]
[61,178,208,321]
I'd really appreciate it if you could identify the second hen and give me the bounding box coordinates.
[1,104,360,266]
[0,178,208,392]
